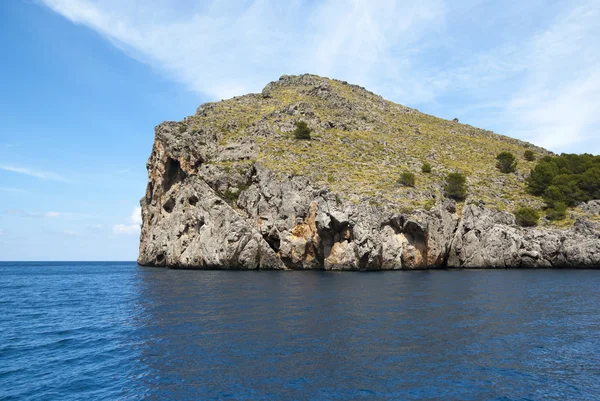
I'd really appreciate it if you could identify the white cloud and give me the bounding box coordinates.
[0,165,68,182]
[503,1,600,153]
[40,0,600,154]
[112,206,142,236]
[112,224,140,236]
[129,206,142,225]
[44,211,61,218]
[40,0,445,102]
[0,229,4,236]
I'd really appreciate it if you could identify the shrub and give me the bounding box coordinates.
[219,184,250,205]
[514,207,539,227]
[399,171,416,187]
[221,189,239,204]
[526,154,600,210]
[543,185,567,204]
[444,172,467,201]
[423,199,436,211]
[527,162,558,195]
[524,150,536,161]
[293,121,311,140]
[546,201,567,221]
[421,162,432,173]
[496,151,517,173]
[579,167,600,200]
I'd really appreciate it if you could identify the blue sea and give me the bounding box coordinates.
[1,262,599,400]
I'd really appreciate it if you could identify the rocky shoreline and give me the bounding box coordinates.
[138,129,600,270]
[138,75,600,270]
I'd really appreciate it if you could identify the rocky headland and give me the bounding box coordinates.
[138,74,600,269]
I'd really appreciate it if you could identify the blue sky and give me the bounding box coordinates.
[1,0,599,261]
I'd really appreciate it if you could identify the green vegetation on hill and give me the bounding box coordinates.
[524,150,536,161]
[293,121,311,140]
[514,207,540,227]
[444,173,467,201]
[496,152,517,173]
[399,171,416,187]
[526,154,600,220]
[182,74,600,222]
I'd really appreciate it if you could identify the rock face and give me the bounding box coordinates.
[448,205,600,268]
[138,75,600,269]
[581,200,600,215]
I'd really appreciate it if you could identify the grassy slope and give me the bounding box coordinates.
[182,74,592,226]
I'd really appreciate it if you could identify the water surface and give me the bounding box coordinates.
[1,262,599,400]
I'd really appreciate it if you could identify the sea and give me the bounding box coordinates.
[1,262,599,400]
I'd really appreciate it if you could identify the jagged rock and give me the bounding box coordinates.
[581,200,600,215]
[216,140,258,162]
[138,74,600,270]
[448,205,600,268]
[138,176,283,270]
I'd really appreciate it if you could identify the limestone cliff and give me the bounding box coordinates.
[138,75,600,269]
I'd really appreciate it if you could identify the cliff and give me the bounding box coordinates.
[138,74,600,269]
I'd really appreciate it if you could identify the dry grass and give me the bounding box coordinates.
[183,74,588,225]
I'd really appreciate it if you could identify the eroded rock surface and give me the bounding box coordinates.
[448,205,600,268]
[138,75,600,269]
[139,132,600,269]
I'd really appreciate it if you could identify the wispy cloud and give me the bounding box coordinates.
[112,224,140,236]
[0,165,68,182]
[40,0,445,102]
[0,187,27,194]
[7,210,62,218]
[40,0,600,154]
[43,224,107,239]
[503,1,600,153]
[112,206,141,236]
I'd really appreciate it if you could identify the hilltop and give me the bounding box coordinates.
[138,74,600,270]
[183,74,552,213]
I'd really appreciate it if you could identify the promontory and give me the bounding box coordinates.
[138,74,600,269]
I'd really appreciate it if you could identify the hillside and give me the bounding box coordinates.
[183,74,550,214]
[138,74,600,270]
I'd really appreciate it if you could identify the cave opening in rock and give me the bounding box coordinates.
[264,233,281,253]
[163,197,176,213]
[162,158,187,192]
[146,182,154,204]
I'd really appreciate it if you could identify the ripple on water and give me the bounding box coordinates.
[1,263,600,400]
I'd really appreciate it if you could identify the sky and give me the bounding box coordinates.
[0,0,599,261]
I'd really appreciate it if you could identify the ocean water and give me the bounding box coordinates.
[1,262,599,400]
